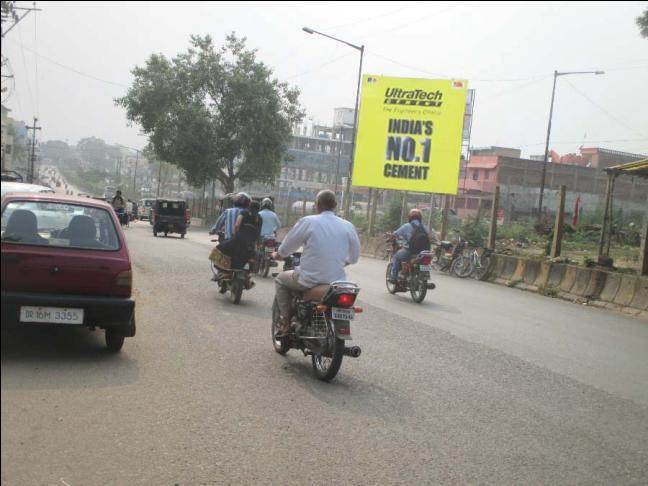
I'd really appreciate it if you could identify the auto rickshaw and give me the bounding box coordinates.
[152,198,188,238]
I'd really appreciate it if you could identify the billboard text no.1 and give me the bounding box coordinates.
[352,75,468,195]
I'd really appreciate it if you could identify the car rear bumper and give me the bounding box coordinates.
[1,291,135,329]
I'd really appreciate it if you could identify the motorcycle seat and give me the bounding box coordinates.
[302,284,330,302]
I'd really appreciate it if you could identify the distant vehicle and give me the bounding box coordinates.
[1,193,136,352]
[138,198,156,221]
[151,198,188,238]
[1,182,55,199]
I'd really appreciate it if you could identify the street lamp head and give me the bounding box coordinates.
[302,27,314,34]
[594,70,605,75]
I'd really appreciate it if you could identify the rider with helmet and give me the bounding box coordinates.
[210,192,250,241]
[258,197,281,238]
[388,208,431,284]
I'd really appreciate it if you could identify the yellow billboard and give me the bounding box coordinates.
[352,75,468,194]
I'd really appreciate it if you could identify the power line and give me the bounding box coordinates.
[362,2,464,39]
[519,138,648,147]
[322,5,418,31]
[16,23,35,114]
[284,51,355,80]
[562,77,647,138]
[5,39,129,88]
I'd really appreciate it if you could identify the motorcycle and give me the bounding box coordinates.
[210,234,255,305]
[256,235,279,278]
[384,235,436,303]
[431,235,468,275]
[271,255,362,381]
[115,207,129,228]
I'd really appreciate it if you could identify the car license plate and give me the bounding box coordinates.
[419,265,432,272]
[20,306,84,325]
[331,307,354,321]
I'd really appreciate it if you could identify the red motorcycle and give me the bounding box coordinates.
[256,235,279,278]
[384,234,436,303]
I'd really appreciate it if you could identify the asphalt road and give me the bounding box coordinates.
[2,222,647,485]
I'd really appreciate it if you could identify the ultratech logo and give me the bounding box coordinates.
[384,88,443,107]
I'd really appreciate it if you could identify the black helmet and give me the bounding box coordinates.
[234,192,251,208]
[261,197,273,210]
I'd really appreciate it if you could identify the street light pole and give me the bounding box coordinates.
[537,69,604,221]
[303,26,364,219]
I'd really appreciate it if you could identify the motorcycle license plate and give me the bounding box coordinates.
[331,307,354,320]
[243,263,250,270]
[419,265,432,272]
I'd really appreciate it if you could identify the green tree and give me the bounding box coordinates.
[637,9,648,38]
[40,140,78,165]
[76,137,121,170]
[116,33,304,193]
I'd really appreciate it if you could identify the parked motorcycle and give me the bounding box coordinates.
[384,235,436,303]
[210,235,255,304]
[256,235,279,278]
[271,255,362,381]
[432,235,468,275]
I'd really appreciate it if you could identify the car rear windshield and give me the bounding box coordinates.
[1,201,120,251]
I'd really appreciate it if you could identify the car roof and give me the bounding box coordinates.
[1,192,113,209]
[1,182,55,198]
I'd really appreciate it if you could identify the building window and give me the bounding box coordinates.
[472,170,479,181]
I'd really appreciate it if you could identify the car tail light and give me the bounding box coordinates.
[336,293,356,308]
[114,270,132,296]
[420,255,432,265]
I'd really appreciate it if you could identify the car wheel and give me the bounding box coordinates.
[105,330,125,352]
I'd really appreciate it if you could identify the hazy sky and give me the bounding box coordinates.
[2,1,647,157]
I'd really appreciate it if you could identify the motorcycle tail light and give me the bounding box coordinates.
[336,293,356,308]
[265,240,276,247]
[420,255,432,265]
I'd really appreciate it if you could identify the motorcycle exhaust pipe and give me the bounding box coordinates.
[344,346,362,358]
[427,282,436,290]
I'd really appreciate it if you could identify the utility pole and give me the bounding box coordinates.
[26,117,41,183]
[131,150,139,197]
[537,69,604,221]
[156,160,163,197]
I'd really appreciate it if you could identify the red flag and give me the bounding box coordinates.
[572,196,581,226]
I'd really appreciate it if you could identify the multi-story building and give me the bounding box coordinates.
[1,104,14,172]
[277,107,355,201]
[456,146,648,220]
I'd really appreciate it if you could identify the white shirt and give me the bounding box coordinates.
[278,211,361,288]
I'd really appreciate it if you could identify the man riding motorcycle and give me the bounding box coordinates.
[111,190,127,226]
[388,208,431,284]
[272,190,360,334]
[258,198,281,238]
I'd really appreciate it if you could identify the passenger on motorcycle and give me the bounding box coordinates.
[258,198,281,238]
[212,195,262,280]
[388,208,431,284]
[272,190,360,333]
[209,192,248,240]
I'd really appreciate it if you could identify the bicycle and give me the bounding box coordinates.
[450,244,495,280]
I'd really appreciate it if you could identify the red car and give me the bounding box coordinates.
[1,193,135,351]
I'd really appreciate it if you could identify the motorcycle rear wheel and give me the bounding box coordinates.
[312,337,344,382]
[229,279,243,305]
[262,259,270,278]
[409,277,427,303]
[271,298,290,355]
